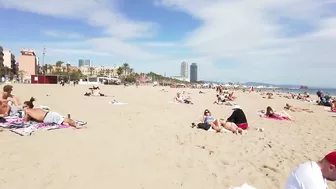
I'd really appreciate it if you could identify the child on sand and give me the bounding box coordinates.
[23,97,83,129]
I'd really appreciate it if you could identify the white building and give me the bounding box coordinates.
[180,61,188,78]
[79,66,119,77]
[2,50,15,68]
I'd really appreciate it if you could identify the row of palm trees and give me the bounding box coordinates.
[40,61,137,78]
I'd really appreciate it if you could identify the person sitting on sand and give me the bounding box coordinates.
[85,86,106,96]
[0,100,11,117]
[220,105,246,134]
[227,92,236,101]
[214,94,226,105]
[1,85,21,106]
[174,93,193,104]
[202,109,222,132]
[284,104,314,113]
[286,151,336,189]
[331,100,336,112]
[23,97,83,129]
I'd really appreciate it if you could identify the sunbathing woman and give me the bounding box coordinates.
[284,104,314,113]
[261,106,292,120]
[23,97,83,129]
[202,109,221,132]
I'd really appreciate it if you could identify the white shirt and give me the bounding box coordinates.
[286,161,328,189]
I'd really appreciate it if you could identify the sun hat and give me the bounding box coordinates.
[232,105,240,110]
[325,151,336,166]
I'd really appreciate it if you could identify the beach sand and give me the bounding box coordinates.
[0,84,335,189]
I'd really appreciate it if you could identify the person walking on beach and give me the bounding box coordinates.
[286,151,336,189]
[23,97,83,129]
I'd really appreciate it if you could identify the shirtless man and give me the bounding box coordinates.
[23,97,83,129]
[1,85,21,106]
[0,100,11,117]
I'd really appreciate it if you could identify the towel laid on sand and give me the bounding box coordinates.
[230,183,257,189]
[258,112,290,121]
[0,116,87,136]
[109,102,128,105]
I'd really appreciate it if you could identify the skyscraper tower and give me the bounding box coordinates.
[180,61,188,78]
[190,63,198,82]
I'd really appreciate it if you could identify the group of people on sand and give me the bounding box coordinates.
[173,92,193,104]
[192,105,248,135]
[84,86,106,97]
[0,85,83,129]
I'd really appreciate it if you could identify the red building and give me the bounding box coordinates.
[31,75,58,84]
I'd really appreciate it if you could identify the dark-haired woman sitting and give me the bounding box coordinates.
[23,97,83,129]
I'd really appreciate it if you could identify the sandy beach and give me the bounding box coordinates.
[0,84,335,189]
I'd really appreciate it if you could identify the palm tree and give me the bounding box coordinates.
[117,67,123,77]
[66,63,71,72]
[42,64,48,74]
[122,63,129,75]
[89,67,95,76]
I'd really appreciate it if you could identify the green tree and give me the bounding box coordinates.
[117,67,123,77]
[122,63,129,75]
[42,64,48,74]
[55,61,63,67]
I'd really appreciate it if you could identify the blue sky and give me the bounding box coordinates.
[0,0,336,87]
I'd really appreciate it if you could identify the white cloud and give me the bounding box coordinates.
[41,30,83,39]
[155,0,336,87]
[0,0,156,39]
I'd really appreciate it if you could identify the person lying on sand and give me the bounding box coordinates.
[23,97,83,129]
[260,106,292,120]
[1,85,21,106]
[202,109,222,132]
[220,105,247,134]
[285,151,336,189]
[174,93,193,104]
[284,103,314,113]
[199,91,205,94]
[159,89,168,92]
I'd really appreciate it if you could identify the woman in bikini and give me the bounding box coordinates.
[202,109,221,132]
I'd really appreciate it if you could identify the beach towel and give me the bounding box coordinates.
[229,183,257,189]
[109,102,128,105]
[258,112,290,121]
[0,117,87,136]
[169,101,181,104]
[324,107,336,113]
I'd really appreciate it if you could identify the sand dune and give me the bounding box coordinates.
[0,84,335,189]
